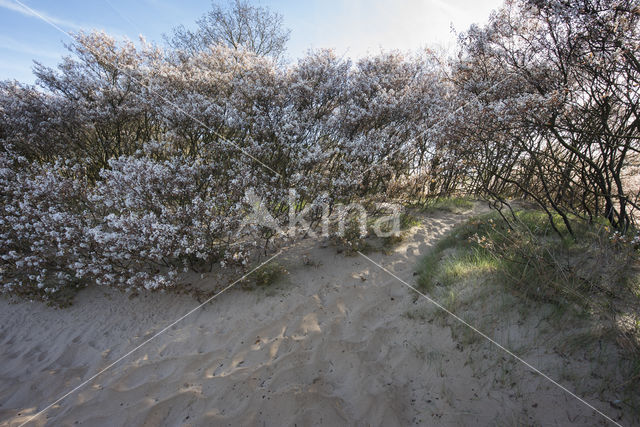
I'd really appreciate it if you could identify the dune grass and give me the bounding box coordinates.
[421,197,474,214]
[417,209,640,315]
[415,212,497,293]
[413,209,640,415]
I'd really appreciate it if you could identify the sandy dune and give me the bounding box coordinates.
[0,209,624,426]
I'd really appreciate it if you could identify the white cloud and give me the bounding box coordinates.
[0,0,83,30]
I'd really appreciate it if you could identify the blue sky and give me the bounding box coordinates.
[0,0,503,84]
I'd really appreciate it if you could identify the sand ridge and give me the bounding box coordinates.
[0,208,620,426]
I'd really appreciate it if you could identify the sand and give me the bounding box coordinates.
[0,208,627,426]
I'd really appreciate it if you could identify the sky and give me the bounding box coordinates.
[0,0,503,84]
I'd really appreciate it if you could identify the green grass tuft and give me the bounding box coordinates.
[399,212,421,229]
[243,262,287,289]
[422,197,474,214]
[439,249,498,286]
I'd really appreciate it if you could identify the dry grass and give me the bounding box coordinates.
[413,209,640,418]
[241,261,287,290]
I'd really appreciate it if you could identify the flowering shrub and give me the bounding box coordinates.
[86,150,253,289]
[0,152,91,302]
[0,147,260,301]
[2,0,638,304]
